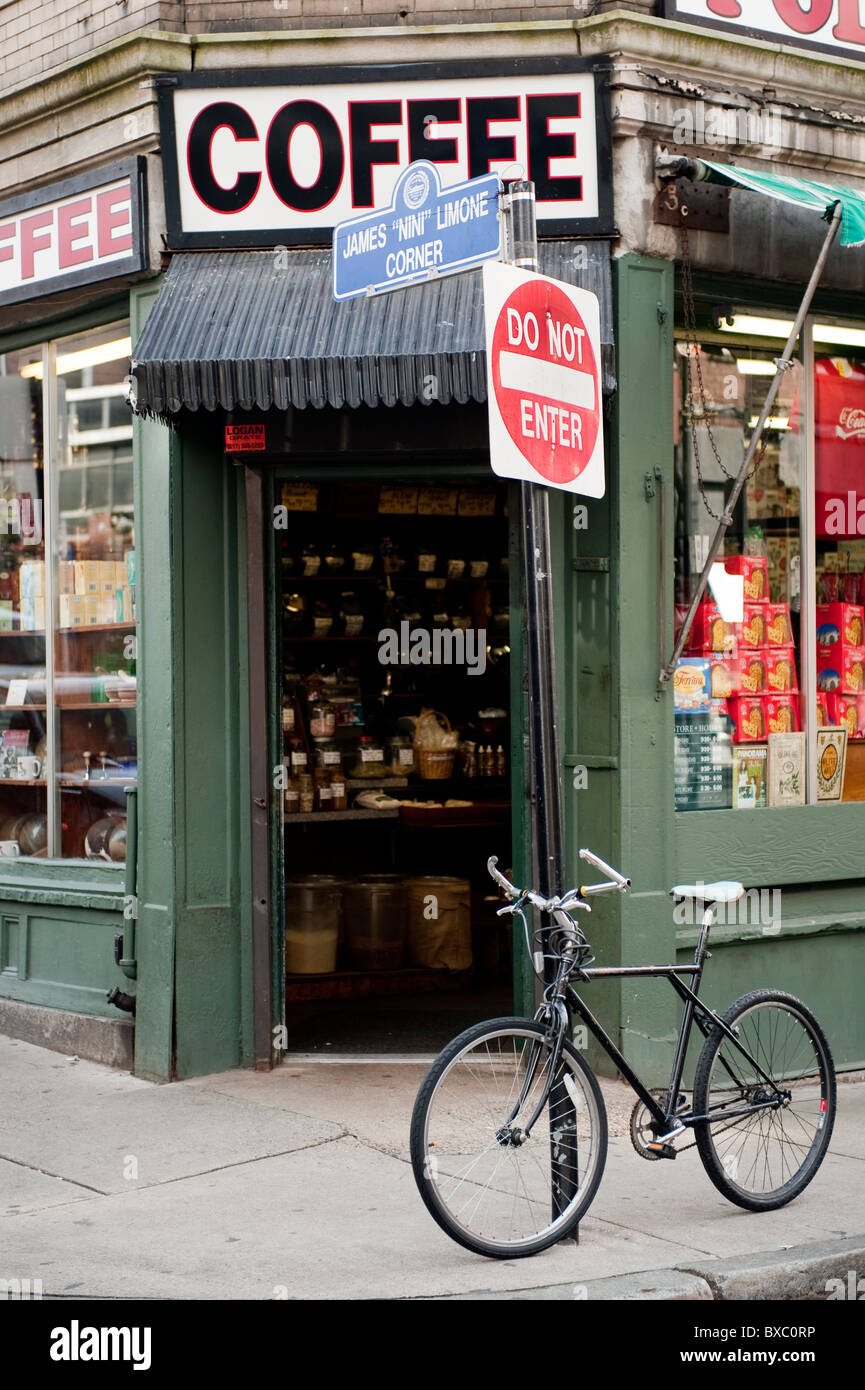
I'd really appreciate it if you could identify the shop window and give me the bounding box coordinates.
[673,337,805,811]
[0,323,135,860]
[674,319,865,810]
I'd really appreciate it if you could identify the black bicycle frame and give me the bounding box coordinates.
[559,910,784,1132]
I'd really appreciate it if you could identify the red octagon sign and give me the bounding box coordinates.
[483,263,605,497]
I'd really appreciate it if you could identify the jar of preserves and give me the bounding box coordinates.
[284,782,300,815]
[349,735,385,778]
[309,700,336,738]
[385,735,414,776]
[329,768,347,811]
[298,774,315,813]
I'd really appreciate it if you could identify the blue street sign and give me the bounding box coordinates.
[332,161,502,302]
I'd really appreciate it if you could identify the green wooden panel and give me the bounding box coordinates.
[609,253,678,1081]
[129,278,179,1082]
[674,803,865,887]
[171,421,245,1080]
[0,905,124,1016]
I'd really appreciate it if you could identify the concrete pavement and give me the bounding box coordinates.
[1,1035,863,1301]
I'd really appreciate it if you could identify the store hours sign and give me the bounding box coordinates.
[665,1,865,62]
[158,60,613,248]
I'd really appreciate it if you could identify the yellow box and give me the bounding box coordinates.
[61,595,85,628]
[83,594,101,625]
[74,561,101,595]
[59,562,75,596]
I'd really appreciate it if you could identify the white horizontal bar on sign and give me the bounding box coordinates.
[498,350,595,411]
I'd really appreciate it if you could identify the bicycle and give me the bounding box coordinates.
[410,849,836,1259]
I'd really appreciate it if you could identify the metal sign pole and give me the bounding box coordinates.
[503,183,576,1232]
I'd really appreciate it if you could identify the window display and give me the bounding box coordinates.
[0,323,136,858]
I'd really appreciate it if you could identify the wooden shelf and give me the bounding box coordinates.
[2,704,46,711]
[0,778,44,786]
[57,623,135,634]
[57,701,136,710]
[284,807,399,823]
[344,776,408,791]
[59,777,136,788]
[0,629,45,637]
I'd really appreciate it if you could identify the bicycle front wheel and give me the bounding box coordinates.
[693,989,836,1212]
[410,1016,607,1259]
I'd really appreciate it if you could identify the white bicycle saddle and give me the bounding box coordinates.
[669,881,745,904]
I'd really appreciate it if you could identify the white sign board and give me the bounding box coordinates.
[159,64,613,247]
[482,262,605,497]
[665,0,865,62]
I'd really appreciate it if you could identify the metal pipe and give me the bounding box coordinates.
[659,202,843,684]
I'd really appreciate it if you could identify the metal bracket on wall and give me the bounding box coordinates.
[653,176,730,233]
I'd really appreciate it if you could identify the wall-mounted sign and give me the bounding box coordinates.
[0,158,147,308]
[665,0,865,63]
[158,60,613,248]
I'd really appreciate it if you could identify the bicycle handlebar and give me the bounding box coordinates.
[486,850,630,911]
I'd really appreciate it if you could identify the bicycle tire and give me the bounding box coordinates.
[693,989,836,1212]
[410,1016,608,1259]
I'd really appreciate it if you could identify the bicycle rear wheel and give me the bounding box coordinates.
[693,989,835,1211]
[410,1016,607,1259]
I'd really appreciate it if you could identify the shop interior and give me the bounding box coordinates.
[274,451,518,1053]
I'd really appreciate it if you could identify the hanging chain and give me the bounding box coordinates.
[680,224,767,524]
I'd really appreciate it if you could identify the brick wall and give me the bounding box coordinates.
[1,0,655,90]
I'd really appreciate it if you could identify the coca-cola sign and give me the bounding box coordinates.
[665,1,865,62]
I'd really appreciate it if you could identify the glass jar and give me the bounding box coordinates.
[314,774,333,812]
[284,781,300,815]
[313,740,342,772]
[309,699,336,738]
[288,738,309,775]
[386,735,415,776]
[329,768,347,811]
[349,735,385,778]
[298,774,315,813]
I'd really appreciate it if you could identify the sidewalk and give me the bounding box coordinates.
[1,1035,863,1301]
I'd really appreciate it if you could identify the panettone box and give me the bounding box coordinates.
[709,652,766,698]
[765,604,794,647]
[764,646,799,693]
[739,604,769,649]
[816,692,831,728]
[685,601,737,654]
[817,642,865,694]
[724,555,769,603]
[827,693,865,739]
[817,603,865,649]
[728,694,800,743]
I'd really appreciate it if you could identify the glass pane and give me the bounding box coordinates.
[0,348,48,858]
[673,338,804,812]
[813,337,865,801]
[51,323,135,861]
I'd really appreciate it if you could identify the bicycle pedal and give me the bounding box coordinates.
[646,1142,677,1160]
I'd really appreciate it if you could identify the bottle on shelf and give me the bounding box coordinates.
[495,745,506,778]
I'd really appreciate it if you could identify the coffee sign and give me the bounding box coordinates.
[665,0,865,61]
[158,60,612,248]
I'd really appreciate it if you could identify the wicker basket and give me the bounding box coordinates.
[414,709,457,780]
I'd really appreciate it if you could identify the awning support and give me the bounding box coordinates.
[658,199,843,686]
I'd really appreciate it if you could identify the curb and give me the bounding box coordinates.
[425,1235,865,1301]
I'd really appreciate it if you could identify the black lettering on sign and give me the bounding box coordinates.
[349,101,402,207]
[188,102,261,213]
[527,94,582,203]
[266,101,344,212]
[407,99,460,164]
[466,97,519,179]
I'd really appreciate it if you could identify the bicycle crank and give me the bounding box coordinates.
[629,1090,691,1161]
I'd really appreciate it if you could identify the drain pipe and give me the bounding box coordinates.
[109,787,138,1012]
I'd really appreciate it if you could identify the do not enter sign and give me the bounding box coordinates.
[482,262,605,497]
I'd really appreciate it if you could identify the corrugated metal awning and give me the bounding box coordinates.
[130,243,614,417]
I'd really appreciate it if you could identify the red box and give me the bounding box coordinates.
[764,604,794,647]
[739,605,769,649]
[817,642,865,694]
[728,695,800,743]
[816,602,865,649]
[724,555,769,603]
[816,692,831,728]
[764,646,799,694]
[685,601,737,654]
[709,652,766,698]
[827,694,865,739]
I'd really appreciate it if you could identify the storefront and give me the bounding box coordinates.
[131,57,616,1061]
[2,10,864,1084]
